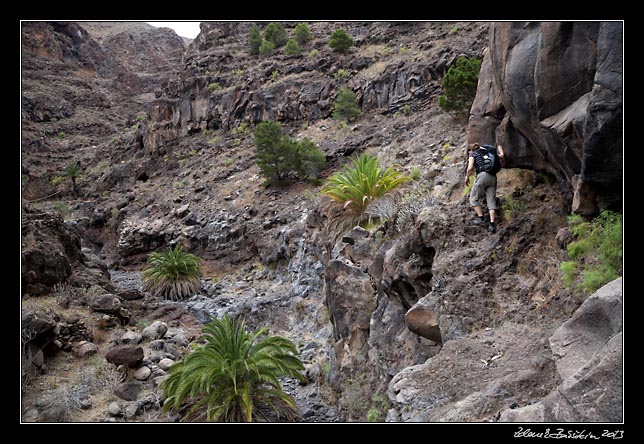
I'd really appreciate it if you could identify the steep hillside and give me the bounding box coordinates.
[20,21,622,424]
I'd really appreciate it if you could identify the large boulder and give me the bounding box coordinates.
[105,345,144,368]
[468,22,622,214]
[498,278,623,422]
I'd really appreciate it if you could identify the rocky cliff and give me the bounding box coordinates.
[21,21,622,424]
[468,22,622,215]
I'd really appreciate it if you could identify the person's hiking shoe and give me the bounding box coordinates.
[488,223,496,233]
[472,216,485,226]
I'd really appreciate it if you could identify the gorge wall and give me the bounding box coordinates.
[21,21,622,423]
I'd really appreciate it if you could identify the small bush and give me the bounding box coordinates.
[308,49,319,58]
[208,82,221,93]
[332,87,361,122]
[502,196,525,221]
[409,167,422,181]
[328,29,354,53]
[334,69,348,81]
[560,211,622,294]
[367,408,381,422]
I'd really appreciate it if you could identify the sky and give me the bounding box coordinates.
[146,22,201,39]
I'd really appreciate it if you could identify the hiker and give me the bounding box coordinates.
[464,143,505,233]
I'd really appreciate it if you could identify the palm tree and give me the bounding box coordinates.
[141,245,202,300]
[53,161,82,195]
[321,153,409,222]
[160,315,306,422]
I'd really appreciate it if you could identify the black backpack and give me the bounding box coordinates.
[479,144,501,175]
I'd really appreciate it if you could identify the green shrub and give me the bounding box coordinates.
[328,28,353,53]
[284,39,302,56]
[207,82,221,93]
[502,196,525,221]
[367,408,381,422]
[142,245,202,301]
[321,153,409,219]
[58,131,65,139]
[52,201,71,219]
[254,121,325,184]
[161,314,305,422]
[259,39,275,57]
[409,167,422,181]
[334,69,348,81]
[332,87,361,122]
[560,261,578,287]
[294,138,326,181]
[560,211,622,294]
[264,22,288,48]
[248,24,262,55]
[308,49,319,58]
[438,56,482,117]
[294,23,313,46]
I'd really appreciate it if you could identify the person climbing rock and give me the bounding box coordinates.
[464,143,505,233]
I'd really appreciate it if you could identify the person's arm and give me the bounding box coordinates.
[497,144,506,167]
[464,156,475,186]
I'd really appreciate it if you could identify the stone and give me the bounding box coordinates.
[405,305,442,344]
[153,375,168,387]
[90,293,122,314]
[105,345,144,368]
[121,331,143,345]
[142,320,168,341]
[118,289,144,300]
[149,339,165,350]
[124,402,140,419]
[79,398,93,410]
[72,340,98,358]
[114,381,142,401]
[108,402,122,417]
[549,277,622,380]
[499,333,623,422]
[134,366,151,381]
[158,358,175,371]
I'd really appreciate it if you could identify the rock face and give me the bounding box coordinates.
[468,22,622,214]
[498,278,623,422]
[21,205,112,295]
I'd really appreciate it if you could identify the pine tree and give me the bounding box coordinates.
[438,56,482,116]
[264,22,288,48]
[294,23,313,46]
[259,39,275,57]
[248,24,262,55]
[332,87,361,121]
[328,29,354,53]
[254,121,291,183]
[284,39,302,56]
